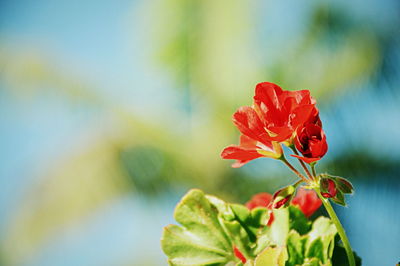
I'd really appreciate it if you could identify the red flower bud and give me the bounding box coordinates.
[273,195,292,209]
[291,123,328,164]
[272,185,295,209]
[320,178,337,198]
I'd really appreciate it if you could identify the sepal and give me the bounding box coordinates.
[331,190,346,206]
[333,176,354,194]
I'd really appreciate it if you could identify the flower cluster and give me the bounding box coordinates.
[162,82,358,266]
[221,82,328,167]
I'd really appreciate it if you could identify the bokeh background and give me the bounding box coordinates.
[0,0,399,265]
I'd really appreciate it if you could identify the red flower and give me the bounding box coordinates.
[221,82,321,167]
[253,82,318,142]
[291,123,328,164]
[246,192,273,210]
[245,193,275,226]
[291,188,322,217]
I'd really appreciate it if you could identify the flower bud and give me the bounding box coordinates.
[291,123,328,164]
[272,185,295,209]
[320,178,337,198]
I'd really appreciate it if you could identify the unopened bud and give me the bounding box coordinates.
[272,185,295,209]
[320,178,337,198]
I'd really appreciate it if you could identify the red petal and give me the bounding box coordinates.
[239,135,260,148]
[267,211,275,226]
[254,82,283,110]
[264,126,293,142]
[291,188,322,217]
[290,104,316,128]
[231,160,252,168]
[221,145,263,168]
[232,106,271,146]
[233,246,247,263]
[309,138,328,158]
[245,192,273,210]
[253,82,289,131]
[221,141,263,168]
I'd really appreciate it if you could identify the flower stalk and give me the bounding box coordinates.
[280,157,308,183]
[315,189,356,266]
[311,164,317,179]
[290,145,314,180]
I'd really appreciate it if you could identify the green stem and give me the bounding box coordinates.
[316,190,355,266]
[311,164,317,178]
[280,157,308,183]
[290,146,313,180]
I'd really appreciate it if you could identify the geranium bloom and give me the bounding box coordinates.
[291,188,322,217]
[221,82,323,167]
[253,82,318,142]
[291,123,328,164]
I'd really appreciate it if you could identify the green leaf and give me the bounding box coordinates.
[253,228,272,256]
[219,217,253,259]
[306,238,324,262]
[267,208,290,246]
[305,217,337,263]
[286,230,306,265]
[161,189,236,265]
[229,204,257,242]
[250,208,269,230]
[254,246,288,266]
[205,195,254,257]
[288,206,311,235]
[206,194,236,221]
